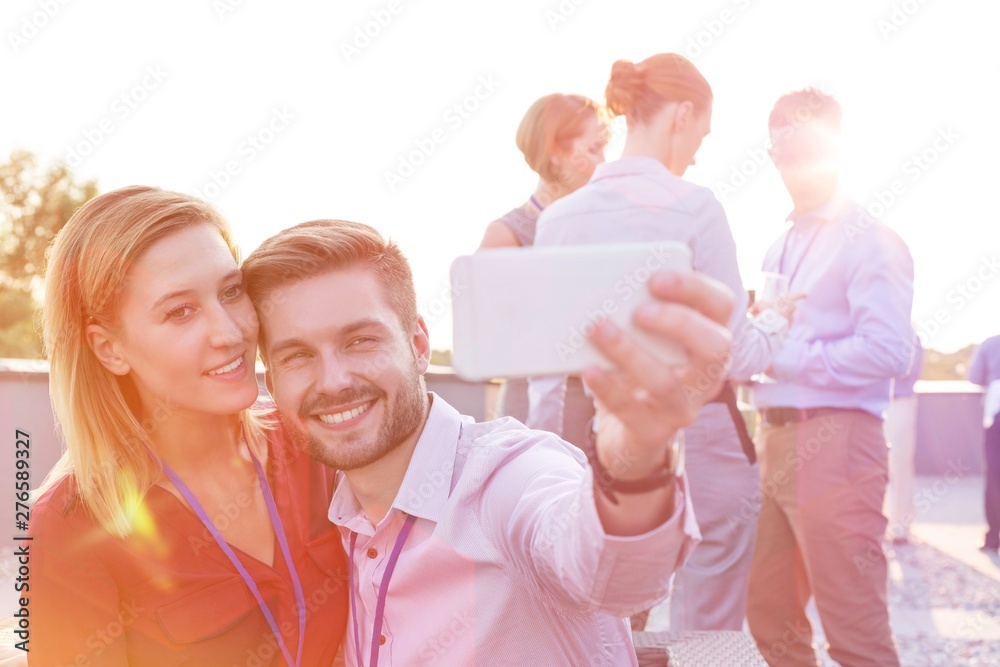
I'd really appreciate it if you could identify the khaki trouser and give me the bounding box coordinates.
[747,410,901,667]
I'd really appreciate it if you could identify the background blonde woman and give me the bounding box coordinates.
[29,186,347,666]
[479,93,608,449]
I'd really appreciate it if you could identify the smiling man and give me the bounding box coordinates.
[242,219,734,666]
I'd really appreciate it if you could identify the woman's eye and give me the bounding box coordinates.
[222,284,243,300]
[166,305,194,320]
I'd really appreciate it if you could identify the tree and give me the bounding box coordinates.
[0,150,98,358]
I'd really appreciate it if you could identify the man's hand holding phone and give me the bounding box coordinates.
[450,244,734,533]
[585,270,734,535]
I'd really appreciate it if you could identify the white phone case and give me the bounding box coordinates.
[450,242,692,381]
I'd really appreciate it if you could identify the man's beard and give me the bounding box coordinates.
[280,372,427,471]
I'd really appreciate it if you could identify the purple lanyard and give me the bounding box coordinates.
[348,513,416,667]
[161,455,306,667]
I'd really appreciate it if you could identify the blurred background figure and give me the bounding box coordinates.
[747,89,911,667]
[533,53,793,633]
[885,332,923,545]
[968,333,1000,554]
[478,93,608,449]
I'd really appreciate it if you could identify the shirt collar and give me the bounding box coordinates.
[590,156,675,182]
[787,189,851,226]
[328,392,462,532]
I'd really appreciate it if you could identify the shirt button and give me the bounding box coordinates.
[367,548,378,559]
[379,635,386,645]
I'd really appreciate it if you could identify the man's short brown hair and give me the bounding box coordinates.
[242,219,418,356]
[768,87,841,130]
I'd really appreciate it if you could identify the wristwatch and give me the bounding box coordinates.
[588,427,684,505]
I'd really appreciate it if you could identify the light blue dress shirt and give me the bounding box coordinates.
[751,192,915,417]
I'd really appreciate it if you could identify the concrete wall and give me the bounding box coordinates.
[0,361,499,485]
[0,361,984,547]
[912,381,985,476]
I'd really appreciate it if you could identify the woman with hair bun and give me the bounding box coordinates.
[28,186,347,665]
[533,53,794,632]
[479,94,608,448]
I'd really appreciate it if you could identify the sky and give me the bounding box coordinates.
[4,0,998,353]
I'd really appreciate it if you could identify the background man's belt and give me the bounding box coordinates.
[760,406,850,427]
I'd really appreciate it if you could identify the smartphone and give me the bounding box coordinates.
[450,242,692,381]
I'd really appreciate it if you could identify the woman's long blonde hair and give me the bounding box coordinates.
[39,185,268,538]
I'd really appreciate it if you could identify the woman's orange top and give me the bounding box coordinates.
[27,419,347,666]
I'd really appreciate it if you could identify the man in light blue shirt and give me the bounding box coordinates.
[747,89,913,667]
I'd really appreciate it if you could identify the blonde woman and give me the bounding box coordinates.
[28,186,347,665]
[479,93,607,250]
[479,94,608,449]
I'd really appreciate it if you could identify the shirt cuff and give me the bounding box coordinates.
[587,468,701,551]
[582,470,701,613]
[752,309,790,337]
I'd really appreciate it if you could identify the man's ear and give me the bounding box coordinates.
[85,323,131,376]
[411,316,431,374]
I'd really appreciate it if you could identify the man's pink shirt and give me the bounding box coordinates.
[329,393,700,666]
